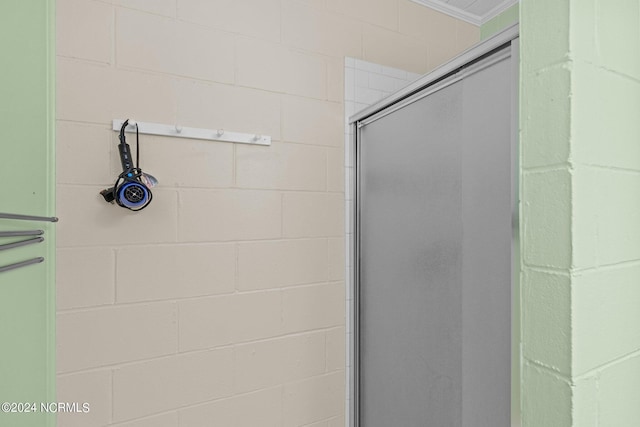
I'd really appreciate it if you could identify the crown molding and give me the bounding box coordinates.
[481,0,519,23]
[410,0,519,26]
[411,0,481,26]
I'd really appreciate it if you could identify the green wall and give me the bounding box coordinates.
[521,0,640,425]
[0,1,56,426]
[480,8,522,425]
[481,4,519,40]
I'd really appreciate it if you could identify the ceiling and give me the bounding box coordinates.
[411,0,518,26]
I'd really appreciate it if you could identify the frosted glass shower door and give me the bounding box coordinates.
[356,44,514,427]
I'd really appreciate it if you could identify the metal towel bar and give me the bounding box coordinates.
[0,212,58,222]
[0,257,45,273]
[0,237,44,252]
[0,230,44,237]
[0,214,54,274]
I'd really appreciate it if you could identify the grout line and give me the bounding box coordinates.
[56,54,112,68]
[572,258,640,275]
[299,414,343,427]
[524,58,573,76]
[109,383,296,427]
[578,163,640,175]
[523,359,571,382]
[232,143,237,188]
[574,348,640,381]
[111,5,117,68]
[174,190,180,243]
[57,55,344,106]
[58,182,345,194]
[109,2,176,19]
[174,301,180,354]
[326,236,332,281]
[521,264,571,276]
[58,327,346,378]
[234,243,240,292]
[324,328,329,373]
[109,410,179,427]
[110,368,115,423]
[113,248,119,303]
[231,337,238,395]
[576,58,640,85]
[521,163,572,174]
[57,234,348,250]
[57,237,334,250]
[524,258,640,277]
[58,280,345,314]
[280,192,285,238]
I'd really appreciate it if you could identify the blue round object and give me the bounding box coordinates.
[118,182,149,209]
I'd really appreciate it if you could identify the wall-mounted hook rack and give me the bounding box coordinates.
[113,120,271,146]
[0,257,45,274]
[0,212,58,222]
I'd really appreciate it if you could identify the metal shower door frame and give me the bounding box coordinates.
[350,24,520,427]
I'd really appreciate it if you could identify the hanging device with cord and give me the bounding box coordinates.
[100,119,157,211]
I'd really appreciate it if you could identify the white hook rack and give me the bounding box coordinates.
[112,120,271,146]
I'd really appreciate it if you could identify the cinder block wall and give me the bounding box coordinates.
[521,0,640,426]
[55,0,478,426]
[480,3,518,40]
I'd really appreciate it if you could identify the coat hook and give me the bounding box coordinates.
[112,119,272,146]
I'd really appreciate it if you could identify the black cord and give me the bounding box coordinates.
[110,119,152,211]
[120,119,129,144]
[135,123,140,170]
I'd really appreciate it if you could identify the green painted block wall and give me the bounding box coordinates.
[0,1,56,426]
[481,4,519,40]
[481,7,522,424]
[521,0,640,425]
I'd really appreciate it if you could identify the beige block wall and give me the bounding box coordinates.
[55,0,479,426]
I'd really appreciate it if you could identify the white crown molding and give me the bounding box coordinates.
[410,0,519,27]
[410,0,482,26]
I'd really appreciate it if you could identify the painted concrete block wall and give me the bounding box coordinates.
[521,0,640,426]
[480,3,519,40]
[0,1,56,426]
[55,1,479,426]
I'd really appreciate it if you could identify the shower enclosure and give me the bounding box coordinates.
[351,26,519,426]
